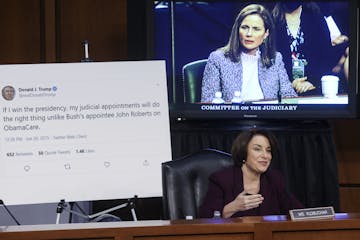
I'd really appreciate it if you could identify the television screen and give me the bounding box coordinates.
[153,0,359,120]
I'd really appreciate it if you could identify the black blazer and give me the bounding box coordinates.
[199,166,303,218]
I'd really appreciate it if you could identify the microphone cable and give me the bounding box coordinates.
[0,200,21,225]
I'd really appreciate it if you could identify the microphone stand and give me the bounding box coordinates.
[0,200,21,225]
[278,74,282,104]
[55,196,138,224]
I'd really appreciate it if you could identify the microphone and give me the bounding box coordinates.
[81,40,93,62]
[277,88,282,104]
[278,74,282,104]
[56,199,66,224]
[0,199,21,225]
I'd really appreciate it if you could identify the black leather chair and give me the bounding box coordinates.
[162,148,233,220]
[182,59,207,103]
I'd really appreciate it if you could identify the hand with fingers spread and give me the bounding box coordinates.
[222,191,264,218]
[292,77,316,93]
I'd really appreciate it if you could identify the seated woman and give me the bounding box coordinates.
[201,4,297,103]
[198,129,303,218]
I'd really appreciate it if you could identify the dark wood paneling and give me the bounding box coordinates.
[331,119,360,184]
[0,0,42,63]
[56,0,127,62]
[43,0,57,62]
[0,0,127,64]
[340,187,360,213]
[331,119,360,212]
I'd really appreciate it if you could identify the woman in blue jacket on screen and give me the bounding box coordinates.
[201,4,297,103]
[199,129,303,218]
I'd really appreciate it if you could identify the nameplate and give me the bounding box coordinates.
[289,206,335,221]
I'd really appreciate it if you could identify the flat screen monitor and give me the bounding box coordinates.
[153,0,359,120]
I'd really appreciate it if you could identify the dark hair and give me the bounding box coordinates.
[231,129,278,167]
[272,2,321,25]
[223,4,276,68]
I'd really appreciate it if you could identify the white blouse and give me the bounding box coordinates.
[241,51,264,101]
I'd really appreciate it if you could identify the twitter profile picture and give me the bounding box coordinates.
[2,85,16,101]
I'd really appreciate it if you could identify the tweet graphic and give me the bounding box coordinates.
[0,61,171,205]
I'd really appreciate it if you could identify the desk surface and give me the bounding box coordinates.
[1,213,360,240]
[252,94,348,104]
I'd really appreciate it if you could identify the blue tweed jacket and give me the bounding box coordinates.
[201,49,297,102]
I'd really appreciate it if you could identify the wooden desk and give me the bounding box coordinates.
[1,213,360,240]
[251,94,348,104]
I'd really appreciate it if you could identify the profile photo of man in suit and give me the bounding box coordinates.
[2,85,16,101]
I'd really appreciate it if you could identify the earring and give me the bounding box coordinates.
[242,159,246,164]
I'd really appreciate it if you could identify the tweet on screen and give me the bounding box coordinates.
[0,61,171,205]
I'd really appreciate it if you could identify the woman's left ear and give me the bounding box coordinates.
[264,30,269,41]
